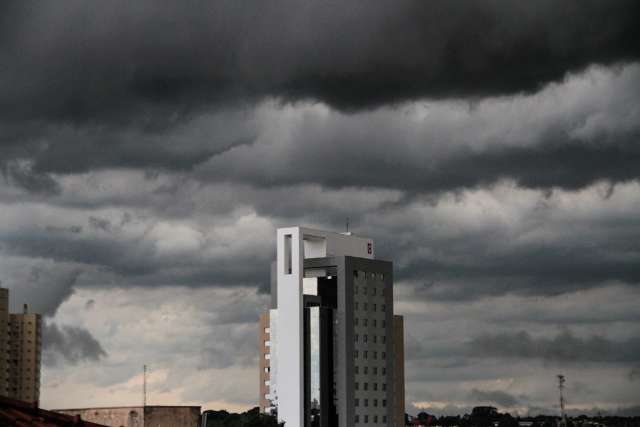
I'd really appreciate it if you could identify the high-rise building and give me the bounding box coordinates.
[0,288,9,396]
[259,312,272,413]
[7,304,42,404]
[259,227,405,427]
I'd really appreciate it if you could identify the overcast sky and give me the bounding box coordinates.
[1,0,639,416]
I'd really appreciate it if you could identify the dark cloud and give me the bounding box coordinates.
[1,160,61,195]
[0,0,638,125]
[2,263,81,316]
[469,389,520,407]
[88,217,112,233]
[42,322,107,366]
[467,330,640,364]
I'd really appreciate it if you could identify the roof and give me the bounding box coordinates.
[55,405,201,411]
[0,396,107,427]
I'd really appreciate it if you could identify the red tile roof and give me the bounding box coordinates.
[0,396,108,427]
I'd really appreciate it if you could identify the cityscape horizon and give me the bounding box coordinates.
[1,1,639,426]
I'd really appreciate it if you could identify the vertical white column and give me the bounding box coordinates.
[276,227,304,427]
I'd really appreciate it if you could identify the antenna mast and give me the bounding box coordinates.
[143,365,147,407]
[557,374,567,427]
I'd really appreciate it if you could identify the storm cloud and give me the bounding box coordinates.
[0,0,639,416]
[43,322,107,366]
[468,330,640,364]
[0,0,639,123]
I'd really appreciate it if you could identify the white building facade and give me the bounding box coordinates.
[260,227,404,427]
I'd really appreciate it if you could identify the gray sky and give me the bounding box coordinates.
[1,0,639,416]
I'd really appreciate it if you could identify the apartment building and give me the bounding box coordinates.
[0,288,42,405]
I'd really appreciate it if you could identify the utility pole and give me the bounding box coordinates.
[558,374,568,427]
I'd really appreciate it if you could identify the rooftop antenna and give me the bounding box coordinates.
[346,217,350,233]
[143,365,147,407]
[557,374,567,427]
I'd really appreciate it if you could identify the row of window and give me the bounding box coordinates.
[354,365,386,376]
[354,350,386,360]
[355,414,387,424]
[354,334,386,344]
[354,381,386,392]
[354,271,385,281]
[353,302,386,313]
[355,398,387,408]
[354,285,386,297]
[354,318,386,328]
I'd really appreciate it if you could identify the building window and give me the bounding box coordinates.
[382,367,386,375]
[364,399,368,407]
[363,382,368,391]
[355,302,359,310]
[363,319,368,327]
[373,367,378,375]
[372,304,376,311]
[355,318,359,326]
[363,366,368,375]
[383,416,387,423]
[355,366,359,374]
[373,335,377,343]
[355,414,360,423]
[373,351,377,359]
[381,304,386,312]
[355,398,359,407]
[363,287,367,295]
[383,399,387,407]
[284,234,292,274]
[363,350,368,359]
[363,303,368,311]
[372,288,376,296]
[382,383,387,391]
[374,383,378,391]
[363,334,368,343]
[355,382,359,390]
[374,415,379,423]
[372,319,377,327]
[355,334,358,342]
[354,350,359,358]
[364,415,369,424]
[382,352,386,359]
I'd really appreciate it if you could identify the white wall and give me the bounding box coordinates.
[274,226,374,427]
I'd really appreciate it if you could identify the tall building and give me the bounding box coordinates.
[7,303,42,404]
[0,288,8,396]
[393,315,405,427]
[259,227,405,427]
[259,312,272,413]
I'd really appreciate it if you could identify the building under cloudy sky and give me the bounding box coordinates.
[0,0,639,417]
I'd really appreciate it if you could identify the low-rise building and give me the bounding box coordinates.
[55,405,201,427]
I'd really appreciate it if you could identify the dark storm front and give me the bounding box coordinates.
[302,256,394,427]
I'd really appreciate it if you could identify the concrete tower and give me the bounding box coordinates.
[259,227,405,427]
